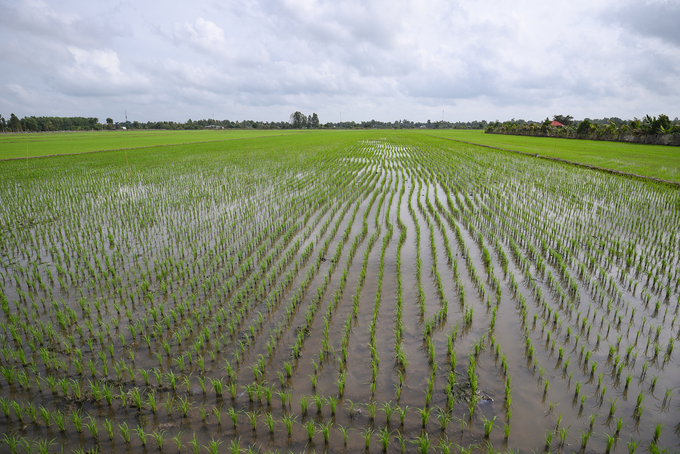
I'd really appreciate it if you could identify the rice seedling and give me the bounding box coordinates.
[228,406,239,428]
[211,377,224,398]
[118,421,131,443]
[397,405,408,426]
[304,420,317,442]
[263,411,275,433]
[419,406,432,428]
[412,432,431,454]
[1,434,21,454]
[436,406,452,431]
[376,425,391,451]
[147,390,158,413]
[320,419,332,444]
[545,431,553,450]
[580,429,592,450]
[102,383,114,406]
[299,395,309,415]
[224,437,239,454]
[212,405,222,425]
[329,423,347,446]
[482,415,496,438]
[367,400,377,421]
[504,421,511,439]
[281,413,296,437]
[86,416,99,439]
[604,432,616,453]
[179,395,192,418]
[33,438,54,454]
[311,393,324,414]
[205,437,222,454]
[164,394,175,416]
[38,405,50,427]
[0,398,10,419]
[380,400,392,423]
[558,425,569,447]
[245,410,258,431]
[172,431,184,452]
[652,422,663,443]
[609,398,618,417]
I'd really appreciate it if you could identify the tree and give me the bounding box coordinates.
[106,117,114,130]
[0,114,6,133]
[310,113,319,129]
[540,117,550,133]
[576,118,592,137]
[288,111,306,129]
[654,114,672,134]
[553,115,573,126]
[23,117,39,131]
[9,113,22,132]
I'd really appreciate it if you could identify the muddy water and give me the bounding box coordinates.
[0,137,678,453]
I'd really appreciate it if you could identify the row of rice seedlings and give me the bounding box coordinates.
[420,183,450,339]
[394,176,408,378]
[364,170,396,397]
[407,178,427,317]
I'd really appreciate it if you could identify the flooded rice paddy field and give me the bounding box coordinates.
[0,134,679,453]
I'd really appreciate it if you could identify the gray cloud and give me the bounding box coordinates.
[0,0,678,122]
[0,0,126,49]
[607,1,680,46]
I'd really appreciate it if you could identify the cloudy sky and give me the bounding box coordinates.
[1,0,679,124]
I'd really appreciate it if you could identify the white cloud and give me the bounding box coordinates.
[67,47,125,83]
[173,18,226,52]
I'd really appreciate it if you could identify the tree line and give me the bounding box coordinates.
[0,114,297,132]
[486,114,680,145]
[0,112,490,133]
[0,114,101,132]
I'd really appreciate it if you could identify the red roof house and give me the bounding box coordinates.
[550,121,564,126]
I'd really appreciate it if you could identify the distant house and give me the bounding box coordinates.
[550,121,564,127]
[204,125,224,129]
